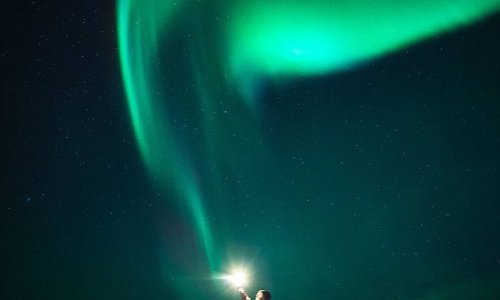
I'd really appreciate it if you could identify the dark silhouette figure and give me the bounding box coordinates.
[239,288,271,300]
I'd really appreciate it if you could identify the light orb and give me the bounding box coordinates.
[223,268,249,288]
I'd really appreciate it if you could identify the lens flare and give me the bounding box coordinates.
[222,268,250,288]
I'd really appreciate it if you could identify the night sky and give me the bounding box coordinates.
[2,1,500,300]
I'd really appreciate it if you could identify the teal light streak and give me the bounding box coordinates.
[117,0,218,275]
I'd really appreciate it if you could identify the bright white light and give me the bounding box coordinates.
[222,268,249,288]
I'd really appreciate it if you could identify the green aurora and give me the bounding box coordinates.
[117,1,500,299]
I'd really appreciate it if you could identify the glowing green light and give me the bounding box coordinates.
[117,0,218,273]
[116,1,499,298]
[228,0,500,76]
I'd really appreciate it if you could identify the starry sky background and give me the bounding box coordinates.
[2,1,500,300]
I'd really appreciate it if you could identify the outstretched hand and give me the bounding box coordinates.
[238,288,251,300]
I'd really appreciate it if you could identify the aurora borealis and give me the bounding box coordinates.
[117,1,500,299]
[228,0,500,75]
[3,1,500,299]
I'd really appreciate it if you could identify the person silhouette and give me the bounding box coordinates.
[239,288,271,300]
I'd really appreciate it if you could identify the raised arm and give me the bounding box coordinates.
[238,288,251,300]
